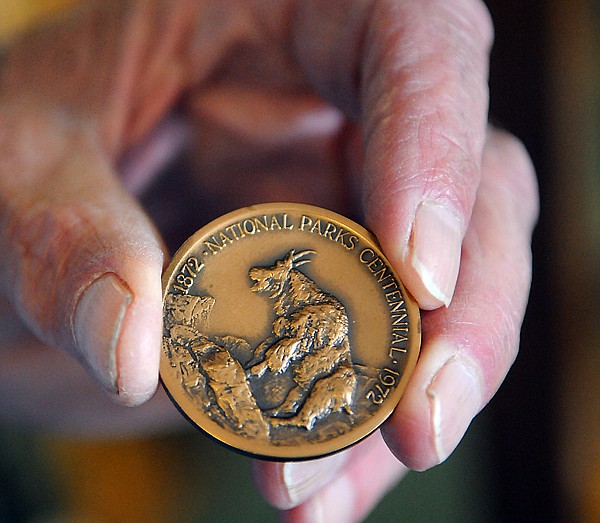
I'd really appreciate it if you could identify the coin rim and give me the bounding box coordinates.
[160,202,421,461]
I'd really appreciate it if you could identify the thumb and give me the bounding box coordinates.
[0,106,164,406]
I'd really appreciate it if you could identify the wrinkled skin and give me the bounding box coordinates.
[0,1,538,522]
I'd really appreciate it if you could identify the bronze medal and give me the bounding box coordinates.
[160,203,420,460]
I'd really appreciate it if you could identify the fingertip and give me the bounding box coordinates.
[280,433,408,523]
[115,263,163,406]
[253,452,350,511]
[380,199,462,311]
[282,474,355,523]
[406,200,462,309]
[383,341,482,471]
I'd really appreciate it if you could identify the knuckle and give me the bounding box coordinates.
[417,116,480,207]
[363,74,485,218]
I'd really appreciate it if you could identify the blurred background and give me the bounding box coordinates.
[0,1,598,521]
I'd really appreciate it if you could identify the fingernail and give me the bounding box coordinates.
[74,273,132,394]
[426,357,481,463]
[283,452,348,507]
[410,201,462,307]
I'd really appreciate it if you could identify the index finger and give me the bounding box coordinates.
[293,0,493,309]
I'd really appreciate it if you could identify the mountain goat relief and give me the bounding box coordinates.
[247,250,356,430]
[163,249,358,441]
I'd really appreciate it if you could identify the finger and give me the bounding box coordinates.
[253,431,391,511]
[0,105,164,406]
[293,0,494,309]
[280,432,408,523]
[252,448,351,511]
[382,128,538,470]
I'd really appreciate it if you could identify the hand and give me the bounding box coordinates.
[0,0,538,520]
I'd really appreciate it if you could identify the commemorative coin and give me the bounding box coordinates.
[160,203,420,460]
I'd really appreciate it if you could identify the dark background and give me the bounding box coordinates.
[486,1,564,521]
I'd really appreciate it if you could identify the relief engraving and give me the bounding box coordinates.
[246,249,356,431]
[163,250,380,444]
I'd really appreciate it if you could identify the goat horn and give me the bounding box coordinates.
[293,258,313,268]
[291,249,316,262]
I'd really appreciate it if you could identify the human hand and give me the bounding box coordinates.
[0,0,538,520]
